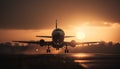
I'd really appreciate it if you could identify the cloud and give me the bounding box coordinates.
[1,0,120,29]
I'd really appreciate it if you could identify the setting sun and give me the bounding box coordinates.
[76,32,86,40]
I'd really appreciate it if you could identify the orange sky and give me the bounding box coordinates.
[0,21,120,43]
[1,0,120,43]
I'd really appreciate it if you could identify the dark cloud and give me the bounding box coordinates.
[1,0,120,29]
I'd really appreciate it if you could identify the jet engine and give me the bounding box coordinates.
[70,40,76,47]
[39,39,45,46]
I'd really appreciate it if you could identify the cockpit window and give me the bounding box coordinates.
[52,28,65,35]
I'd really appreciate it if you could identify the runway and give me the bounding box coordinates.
[0,53,120,69]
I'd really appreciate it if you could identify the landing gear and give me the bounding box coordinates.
[65,49,69,53]
[46,49,51,53]
[56,48,59,50]
[65,46,69,53]
[46,46,51,53]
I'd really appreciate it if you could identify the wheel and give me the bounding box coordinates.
[46,49,50,53]
[46,49,48,53]
[48,49,51,53]
[67,50,69,53]
[65,49,69,53]
[65,50,66,53]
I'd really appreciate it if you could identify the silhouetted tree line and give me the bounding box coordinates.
[0,41,120,54]
[0,41,120,47]
[67,41,120,53]
[98,41,120,47]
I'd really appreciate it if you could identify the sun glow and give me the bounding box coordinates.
[76,32,86,40]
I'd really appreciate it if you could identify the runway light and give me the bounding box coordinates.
[72,53,88,58]
[35,48,39,51]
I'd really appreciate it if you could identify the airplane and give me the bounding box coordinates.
[13,20,100,53]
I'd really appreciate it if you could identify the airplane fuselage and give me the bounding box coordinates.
[52,28,65,49]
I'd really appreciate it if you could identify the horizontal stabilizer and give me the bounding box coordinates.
[36,36,52,38]
[65,36,75,38]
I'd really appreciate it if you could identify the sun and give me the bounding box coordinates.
[76,32,86,40]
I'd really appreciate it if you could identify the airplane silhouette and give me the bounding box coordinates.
[13,20,100,53]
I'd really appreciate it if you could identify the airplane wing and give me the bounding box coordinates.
[65,36,75,38]
[12,41,40,44]
[36,36,52,38]
[12,40,52,46]
[64,41,100,47]
[36,36,75,38]
[76,41,100,44]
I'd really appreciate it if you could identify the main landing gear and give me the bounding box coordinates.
[46,46,51,53]
[65,46,69,53]
[46,46,69,53]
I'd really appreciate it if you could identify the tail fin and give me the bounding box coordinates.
[56,19,58,29]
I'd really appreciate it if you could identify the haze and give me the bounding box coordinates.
[0,0,120,43]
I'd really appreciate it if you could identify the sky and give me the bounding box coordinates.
[0,0,120,43]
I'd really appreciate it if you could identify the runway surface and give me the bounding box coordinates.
[0,53,120,69]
